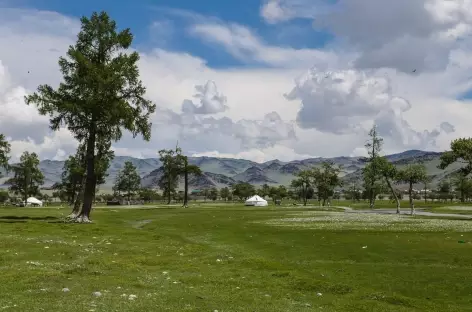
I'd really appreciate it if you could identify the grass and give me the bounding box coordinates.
[1,205,472,311]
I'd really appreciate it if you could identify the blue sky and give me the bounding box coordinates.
[14,0,333,68]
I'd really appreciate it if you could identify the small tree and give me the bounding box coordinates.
[397,164,427,215]
[6,152,44,204]
[114,161,141,203]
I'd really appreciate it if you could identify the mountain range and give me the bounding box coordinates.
[0,150,464,191]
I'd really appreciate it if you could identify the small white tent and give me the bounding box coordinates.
[245,195,268,207]
[26,197,43,207]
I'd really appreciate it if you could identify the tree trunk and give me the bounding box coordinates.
[183,165,188,207]
[78,127,96,223]
[69,173,86,219]
[385,176,400,214]
[409,181,414,215]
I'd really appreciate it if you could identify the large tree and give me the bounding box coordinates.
[114,161,141,202]
[0,134,10,176]
[25,11,155,222]
[397,164,427,215]
[6,152,44,204]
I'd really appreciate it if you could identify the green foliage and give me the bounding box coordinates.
[312,161,343,205]
[0,190,9,203]
[291,170,312,205]
[397,164,428,211]
[209,187,218,201]
[57,151,86,205]
[6,152,44,203]
[232,182,255,200]
[0,134,10,176]
[439,138,472,174]
[452,174,472,202]
[158,149,180,204]
[362,125,385,208]
[114,161,141,201]
[219,187,231,201]
[138,188,161,202]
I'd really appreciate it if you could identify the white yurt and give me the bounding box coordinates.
[245,195,268,207]
[26,197,43,207]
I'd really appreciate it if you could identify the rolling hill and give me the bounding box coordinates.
[0,150,463,191]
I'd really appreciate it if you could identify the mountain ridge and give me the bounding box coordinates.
[0,150,454,190]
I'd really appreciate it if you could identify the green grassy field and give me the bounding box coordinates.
[1,205,472,311]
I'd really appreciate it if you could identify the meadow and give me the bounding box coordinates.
[1,203,472,311]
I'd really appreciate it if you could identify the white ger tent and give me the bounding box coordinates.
[245,195,268,207]
[26,197,43,207]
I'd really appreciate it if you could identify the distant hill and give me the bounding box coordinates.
[0,150,461,190]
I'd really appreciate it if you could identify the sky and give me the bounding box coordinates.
[1,0,472,163]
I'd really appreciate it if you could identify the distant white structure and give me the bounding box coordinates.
[245,195,268,207]
[26,197,43,207]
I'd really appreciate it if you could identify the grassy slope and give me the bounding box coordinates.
[1,205,472,311]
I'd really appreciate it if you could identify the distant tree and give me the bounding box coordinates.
[312,161,343,206]
[277,185,287,200]
[397,164,427,215]
[0,190,9,204]
[220,187,231,201]
[209,187,218,201]
[291,170,312,206]
[25,11,155,222]
[437,180,451,203]
[138,188,160,202]
[363,125,384,209]
[451,173,472,203]
[6,152,44,204]
[157,149,180,204]
[422,175,432,204]
[114,161,141,203]
[260,184,271,197]
[232,182,255,200]
[175,148,202,207]
[0,134,11,176]
[375,157,401,214]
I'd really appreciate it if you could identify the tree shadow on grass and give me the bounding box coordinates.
[0,216,59,223]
